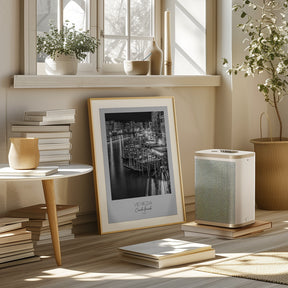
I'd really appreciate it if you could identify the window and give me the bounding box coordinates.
[24,0,214,76]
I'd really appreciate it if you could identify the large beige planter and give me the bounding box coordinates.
[251,137,288,210]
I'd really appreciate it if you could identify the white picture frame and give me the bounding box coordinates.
[88,96,185,234]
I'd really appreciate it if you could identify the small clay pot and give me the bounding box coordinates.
[8,138,40,169]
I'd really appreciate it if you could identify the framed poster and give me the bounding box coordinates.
[88,96,185,234]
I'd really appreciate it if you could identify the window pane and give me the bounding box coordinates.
[37,0,58,33]
[63,0,89,31]
[131,0,153,37]
[130,39,151,60]
[37,0,58,62]
[104,39,127,64]
[104,0,127,36]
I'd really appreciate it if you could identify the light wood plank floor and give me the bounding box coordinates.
[1,209,288,288]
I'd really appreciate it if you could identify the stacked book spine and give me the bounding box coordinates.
[7,204,79,251]
[11,109,76,166]
[0,217,40,268]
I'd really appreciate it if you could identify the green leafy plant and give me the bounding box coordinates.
[37,21,100,62]
[223,0,288,140]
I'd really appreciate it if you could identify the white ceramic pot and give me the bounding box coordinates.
[45,54,78,75]
[123,60,150,75]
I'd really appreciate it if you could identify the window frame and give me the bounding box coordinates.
[98,0,161,74]
[24,0,216,76]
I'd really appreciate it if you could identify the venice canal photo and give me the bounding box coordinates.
[104,111,172,201]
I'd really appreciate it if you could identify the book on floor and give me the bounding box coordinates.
[7,204,79,220]
[0,217,29,233]
[118,238,215,268]
[0,229,32,245]
[0,255,40,269]
[0,240,34,255]
[28,213,77,228]
[0,166,58,177]
[181,220,272,239]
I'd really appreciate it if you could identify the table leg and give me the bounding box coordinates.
[42,179,62,266]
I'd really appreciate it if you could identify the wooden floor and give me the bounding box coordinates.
[1,209,288,288]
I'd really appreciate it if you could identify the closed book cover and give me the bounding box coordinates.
[12,119,75,126]
[181,220,272,239]
[31,225,73,241]
[0,229,32,245]
[28,213,77,228]
[0,240,33,255]
[39,154,71,162]
[0,217,29,233]
[38,143,72,151]
[0,251,35,264]
[0,166,58,176]
[38,138,70,144]
[11,125,71,132]
[20,131,72,139]
[25,109,76,117]
[119,238,215,268]
[24,115,75,122]
[7,204,79,220]
[120,248,215,268]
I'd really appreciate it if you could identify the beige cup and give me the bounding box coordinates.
[8,137,40,169]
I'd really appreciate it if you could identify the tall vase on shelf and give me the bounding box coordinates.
[145,39,163,75]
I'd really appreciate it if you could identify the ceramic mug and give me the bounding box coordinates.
[8,137,40,169]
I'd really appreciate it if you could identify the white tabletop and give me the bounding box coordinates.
[0,164,93,181]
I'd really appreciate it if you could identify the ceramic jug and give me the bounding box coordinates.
[8,137,40,169]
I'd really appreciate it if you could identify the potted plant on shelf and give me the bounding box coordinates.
[37,21,100,75]
[223,0,288,209]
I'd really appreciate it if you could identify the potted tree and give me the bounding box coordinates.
[37,21,100,75]
[223,0,288,209]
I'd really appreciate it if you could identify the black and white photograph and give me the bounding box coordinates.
[104,110,171,201]
[88,97,185,234]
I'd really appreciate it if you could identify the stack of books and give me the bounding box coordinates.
[7,204,79,250]
[0,217,40,268]
[119,238,215,268]
[11,109,76,166]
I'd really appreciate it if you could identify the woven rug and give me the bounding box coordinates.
[195,246,288,285]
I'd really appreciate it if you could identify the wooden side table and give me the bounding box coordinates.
[0,164,93,266]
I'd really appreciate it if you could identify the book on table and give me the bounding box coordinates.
[119,238,215,268]
[0,166,58,177]
[7,204,80,220]
[181,220,272,239]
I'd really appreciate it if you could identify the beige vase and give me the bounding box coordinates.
[251,137,288,210]
[8,138,40,170]
[144,39,163,75]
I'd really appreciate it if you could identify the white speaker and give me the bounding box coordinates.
[195,149,255,228]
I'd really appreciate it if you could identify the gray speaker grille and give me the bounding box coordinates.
[195,159,235,224]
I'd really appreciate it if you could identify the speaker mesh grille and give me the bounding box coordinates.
[195,159,235,224]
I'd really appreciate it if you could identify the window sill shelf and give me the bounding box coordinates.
[13,75,221,89]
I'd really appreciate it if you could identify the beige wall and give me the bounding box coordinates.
[2,0,282,218]
[0,0,216,217]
